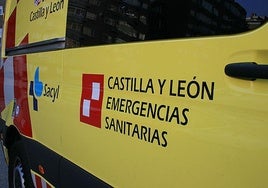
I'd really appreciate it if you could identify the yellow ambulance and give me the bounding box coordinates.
[0,0,268,187]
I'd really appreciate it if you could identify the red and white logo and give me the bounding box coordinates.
[80,74,104,128]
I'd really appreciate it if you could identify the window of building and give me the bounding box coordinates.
[86,11,97,20]
[66,0,268,48]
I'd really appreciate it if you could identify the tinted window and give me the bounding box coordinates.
[66,0,268,48]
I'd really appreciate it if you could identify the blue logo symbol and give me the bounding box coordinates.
[29,67,60,111]
[29,67,43,111]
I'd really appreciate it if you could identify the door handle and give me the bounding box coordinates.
[225,62,268,80]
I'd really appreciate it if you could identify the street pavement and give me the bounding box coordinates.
[0,144,8,188]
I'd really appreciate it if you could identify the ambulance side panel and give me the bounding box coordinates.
[59,25,268,187]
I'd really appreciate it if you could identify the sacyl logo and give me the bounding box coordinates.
[29,67,60,111]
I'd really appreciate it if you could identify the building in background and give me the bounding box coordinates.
[66,0,247,48]
[246,13,268,30]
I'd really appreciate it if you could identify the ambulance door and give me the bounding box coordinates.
[60,1,268,187]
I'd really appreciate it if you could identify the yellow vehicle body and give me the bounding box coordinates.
[1,0,268,187]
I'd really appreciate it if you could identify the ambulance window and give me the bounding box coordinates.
[65,0,268,48]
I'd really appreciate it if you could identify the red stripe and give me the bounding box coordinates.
[46,182,52,188]
[35,175,42,188]
[13,35,32,137]
[19,33,29,46]
[6,8,16,49]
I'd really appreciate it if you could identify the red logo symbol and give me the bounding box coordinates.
[80,74,104,128]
